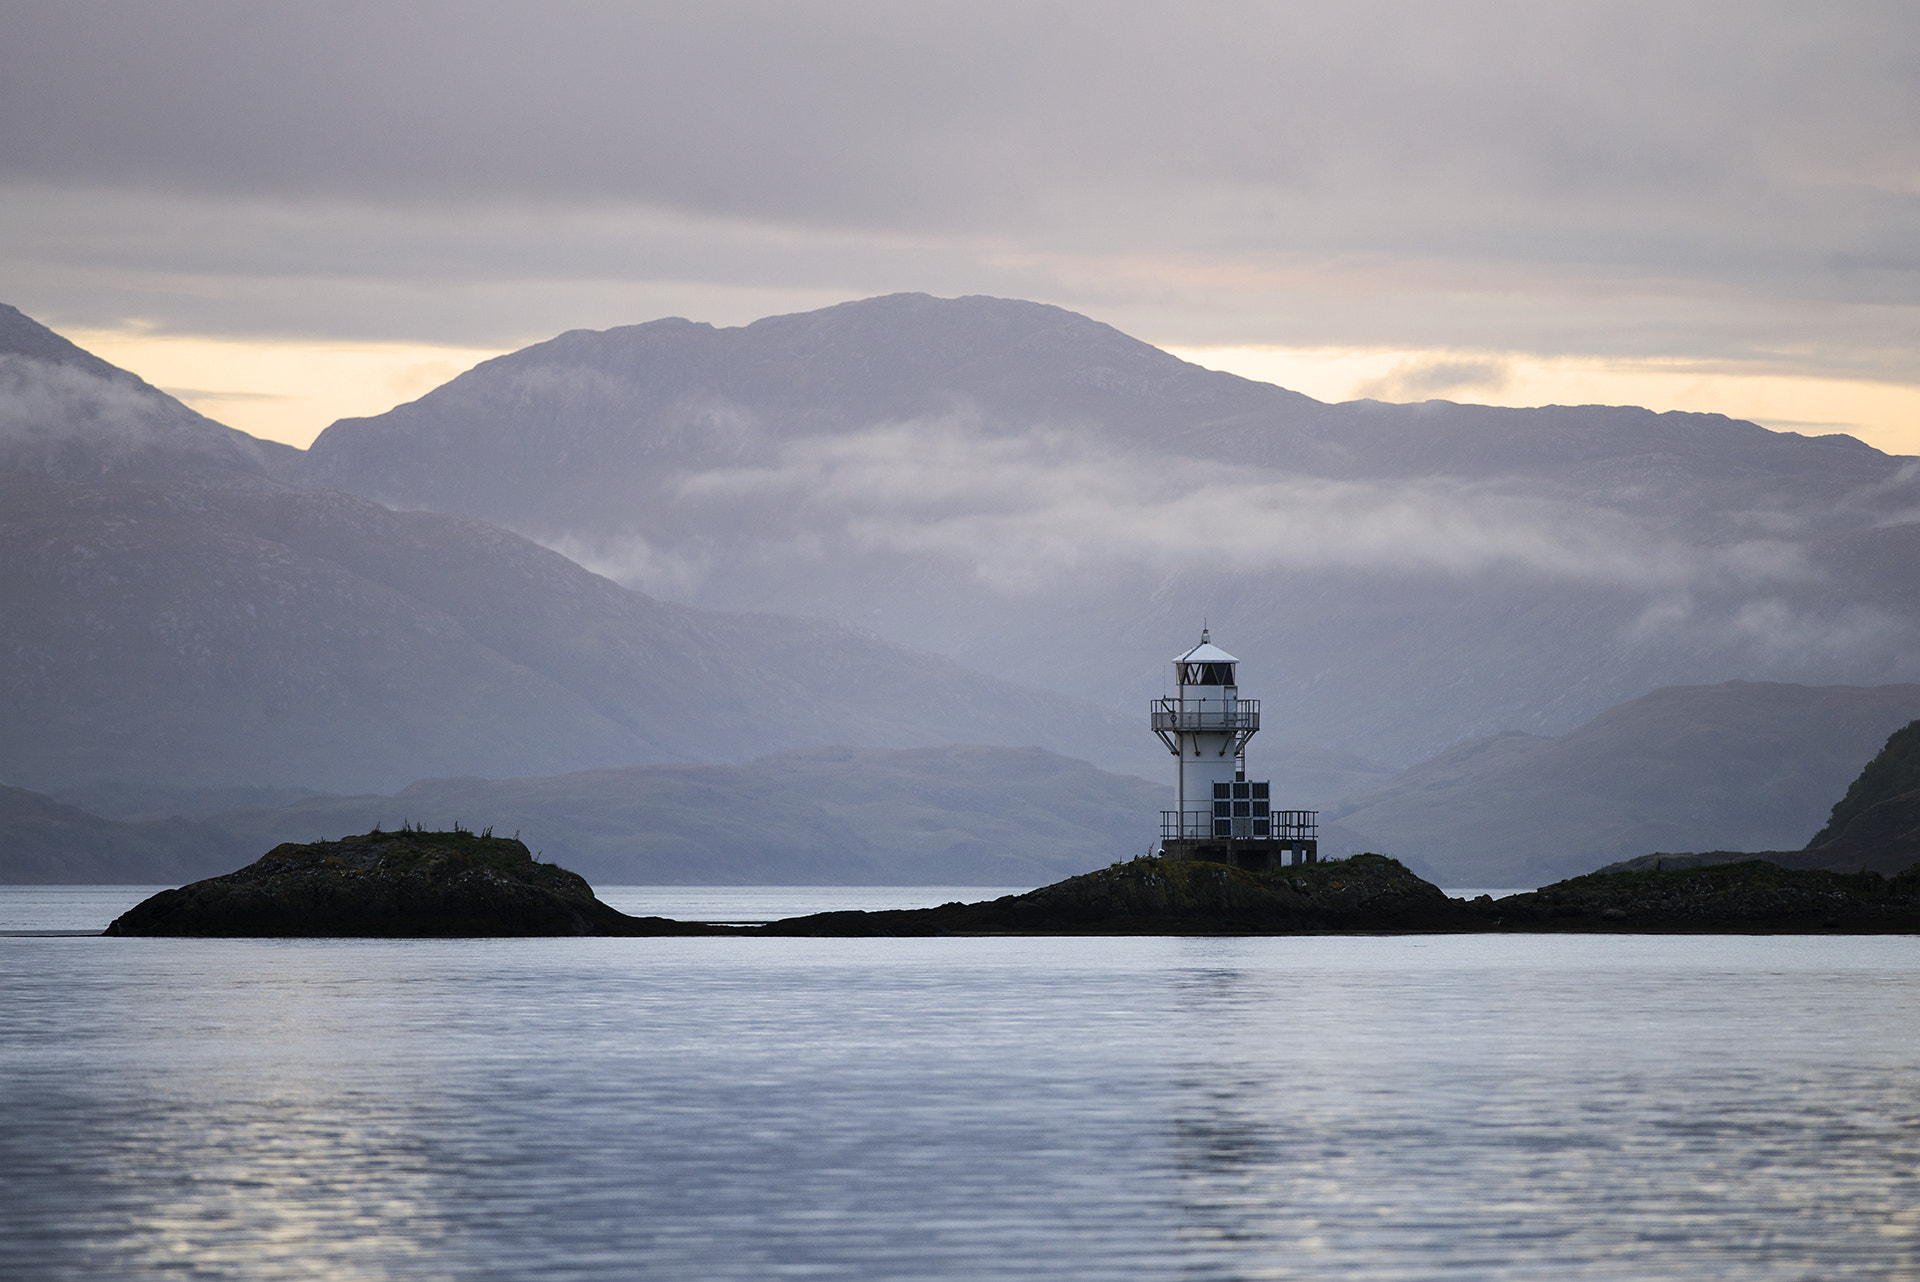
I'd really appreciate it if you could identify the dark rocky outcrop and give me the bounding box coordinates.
[1328,682,1920,887]
[1476,859,1920,933]
[761,853,1920,936]
[98,836,1920,939]
[102,828,725,937]
[760,854,1479,936]
[1799,718,1920,873]
[1597,850,1795,875]
[1594,717,1920,879]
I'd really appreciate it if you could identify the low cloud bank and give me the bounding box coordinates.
[671,412,1810,594]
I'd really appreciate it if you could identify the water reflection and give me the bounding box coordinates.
[1157,936,1920,1279]
[102,1096,452,1280]
[1,934,1917,1279]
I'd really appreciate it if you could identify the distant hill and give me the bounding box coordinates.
[15,681,1920,890]
[1,746,1172,886]
[0,308,1220,796]
[1798,718,1920,872]
[0,785,250,883]
[207,745,1170,886]
[1328,681,1920,885]
[0,472,1164,794]
[298,292,1920,766]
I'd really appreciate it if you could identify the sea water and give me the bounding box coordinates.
[2,887,1916,1280]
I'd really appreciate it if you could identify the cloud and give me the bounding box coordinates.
[4,3,1913,236]
[0,354,180,445]
[533,530,716,601]
[1355,358,1511,401]
[1624,589,1914,680]
[159,388,294,404]
[672,410,1806,595]
[1860,461,1920,527]
[1,1,1916,398]
[0,352,269,477]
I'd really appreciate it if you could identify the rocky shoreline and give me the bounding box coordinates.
[102,828,719,937]
[1474,859,1920,933]
[756,853,1467,935]
[759,854,1920,936]
[103,835,1920,937]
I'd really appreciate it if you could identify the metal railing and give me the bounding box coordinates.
[1149,698,1260,734]
[1161,809,1318,841]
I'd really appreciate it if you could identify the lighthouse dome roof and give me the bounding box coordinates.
[1174,639,1238,664]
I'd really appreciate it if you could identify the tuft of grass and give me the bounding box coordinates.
[350,826,532,873]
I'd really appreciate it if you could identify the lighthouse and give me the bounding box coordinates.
[1152,629,1317,868]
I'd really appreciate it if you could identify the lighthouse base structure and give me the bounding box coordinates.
[1159,808,1319,871]
[1160,836,1318,871]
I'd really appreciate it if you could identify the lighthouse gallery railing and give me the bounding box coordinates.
[1161,809,1318,841]
[1149,698,1259,733]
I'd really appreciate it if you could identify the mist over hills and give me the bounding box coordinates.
[8,296,1920,889]
[300,293,1920,767]
[1,472,1160,795]
[0,303,299,481]
[0,306,1158,806]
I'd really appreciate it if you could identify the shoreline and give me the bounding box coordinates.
[98,841,1920,938]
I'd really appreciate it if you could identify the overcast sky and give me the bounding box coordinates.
[2,1,1916,449]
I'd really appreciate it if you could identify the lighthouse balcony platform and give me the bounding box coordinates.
[1149,698,1260,733]
[1159,808,1319,869]
[1162,808,1317,842]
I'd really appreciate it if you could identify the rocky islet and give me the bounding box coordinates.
[105,840,1920,938]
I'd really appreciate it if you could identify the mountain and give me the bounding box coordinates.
[0,785,249,883]
[0,306,1190,800]
[1327,681,1920,886]
[15,685,1920,888]
[0,303,300,481]
[298,293,1920,767]
[300,294,1317,523]
[1,746,1171,887]
[9,299,1920,889]
[0,472,1167,794]
[1799,718,1920,872]
[223,745,1169,887]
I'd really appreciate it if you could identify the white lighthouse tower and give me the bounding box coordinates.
[1152,629,1317,868]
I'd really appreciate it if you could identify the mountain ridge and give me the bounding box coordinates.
[0,302,302,481]
[0,471,1164,794]
[0,745,1173,887]
[290,292,1920,765]
[6,299,1920,889]
[1330,680,1920,884]
[0,310,1188,801]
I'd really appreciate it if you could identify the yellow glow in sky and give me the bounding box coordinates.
[66,331,510,449]
[1168,346,1920,458]
[57,329,1920,460]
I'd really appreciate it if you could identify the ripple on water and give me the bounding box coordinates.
[0,928,1915,1279]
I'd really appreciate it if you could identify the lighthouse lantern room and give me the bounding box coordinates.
[1152,629,1317,869]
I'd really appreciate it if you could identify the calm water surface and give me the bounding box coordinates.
[1,887,1916,1279]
